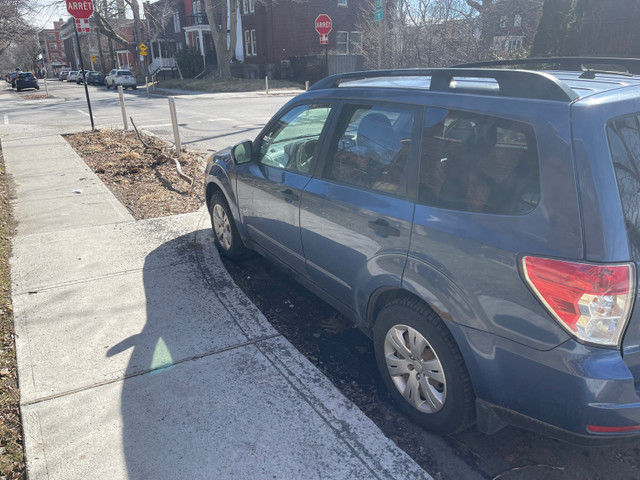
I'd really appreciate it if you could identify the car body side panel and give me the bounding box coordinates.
[404,103,580,350]
[300,181,414,321]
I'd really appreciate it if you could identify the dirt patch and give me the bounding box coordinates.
[0,145,24,480]
[17,93,51,100]
[65,129,206,220]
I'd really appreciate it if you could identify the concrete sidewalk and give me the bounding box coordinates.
[1,125,431,480]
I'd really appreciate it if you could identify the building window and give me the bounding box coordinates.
[49,43,58,51]
[500,16,507,28]
[349,32,362,54]
[336,31,362,55]
[336,31,348,54]
[243,0,255,14]
[507,38,522,50]
[173,12,181,32]
[514,14,522,27]
[48,33,56,41]
[338,0,347,5]
[244,29,256,56]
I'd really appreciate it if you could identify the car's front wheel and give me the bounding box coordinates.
[208,192,250,260]
[373,298,475,434]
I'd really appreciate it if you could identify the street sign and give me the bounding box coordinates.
[138,43,148,56]
[91,55,96,62]
[66,0,94,19]
[75,18,91,33]
[374,10,384,21]
[375,0,383,8]
[315,14,332,36]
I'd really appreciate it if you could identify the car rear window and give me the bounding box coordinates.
[418,108,540,215]
[607,113,640,260]
[118,71,133,75]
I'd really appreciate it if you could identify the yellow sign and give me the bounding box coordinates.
[91,55,97,62]
[138,43,148,52]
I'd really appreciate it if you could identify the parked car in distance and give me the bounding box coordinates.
[14,72,39,92]
[86,71,103,85]
[67,71,79,82]
[59,68,71,81]
[104,69,137,89]
[204,57,640,445]
[76,70,91,84]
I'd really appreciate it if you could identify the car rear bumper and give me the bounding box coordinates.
[451,324,640,442]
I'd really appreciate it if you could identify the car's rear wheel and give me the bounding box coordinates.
[208,192,250,260]
[373,298,475,434]
[105,82,110,89]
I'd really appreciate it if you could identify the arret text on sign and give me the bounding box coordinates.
[67,1,92,11]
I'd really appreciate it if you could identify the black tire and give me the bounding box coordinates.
[208,192,251,260]
[105,82,110,89]
[132,85,137,90]
[373,298,475,434]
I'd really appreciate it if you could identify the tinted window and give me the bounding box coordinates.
[322,104,415,196]
[118,70,133,75]
[419,109,539,215]
[256,103,331,174]
[607,114,640,260]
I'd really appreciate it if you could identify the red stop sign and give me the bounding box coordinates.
[66,0,94,19]
[315,14,332,36]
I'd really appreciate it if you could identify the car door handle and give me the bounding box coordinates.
[368,219,400,237]
[282,188,299,203]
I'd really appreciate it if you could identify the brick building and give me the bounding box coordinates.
[38,19,68,78]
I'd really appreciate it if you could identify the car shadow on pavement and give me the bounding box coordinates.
[104,228,262,478]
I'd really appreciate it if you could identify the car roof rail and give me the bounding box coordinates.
[308,68,579,102]
[452,56,640,75]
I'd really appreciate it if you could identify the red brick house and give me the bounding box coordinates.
[145,0,368,80]
[38,19,68,78]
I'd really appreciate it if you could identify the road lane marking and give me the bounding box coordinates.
[3,115,8,125]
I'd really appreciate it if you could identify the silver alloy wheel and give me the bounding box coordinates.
[212,203,232,251]
[383,324,446,414]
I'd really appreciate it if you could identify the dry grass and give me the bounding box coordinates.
[0,145,25,480]
[65,129,206,220]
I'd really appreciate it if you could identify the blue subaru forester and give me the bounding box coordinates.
[204,57,640,443]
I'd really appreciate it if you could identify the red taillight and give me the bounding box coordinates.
[587,424,640,434]
[522,256,635,346]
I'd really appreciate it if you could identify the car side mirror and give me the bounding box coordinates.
[230,140,253,165]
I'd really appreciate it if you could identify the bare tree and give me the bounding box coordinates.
[359,0,480,69]
[0,0,31,57]
[202,0,239,79]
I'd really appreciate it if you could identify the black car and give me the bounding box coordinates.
[86,71,103,85]
[15,72,39,92]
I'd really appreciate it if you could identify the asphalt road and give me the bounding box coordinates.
[4,79,293,153]
[5,79,640,480]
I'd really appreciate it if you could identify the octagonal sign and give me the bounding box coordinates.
[67,0,94,19]
[315,14,332,36]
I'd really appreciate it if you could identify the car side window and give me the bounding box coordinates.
[321,104,415,196]
[419,108,540,215]
[256,103,331,174]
